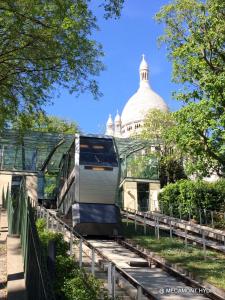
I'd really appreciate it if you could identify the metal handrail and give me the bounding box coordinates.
[39,206,157,300]
[123,207,225,239]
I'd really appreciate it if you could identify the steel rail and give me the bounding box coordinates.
[117,238,224,300]
[38,206,157,300]
[123,208,225,254]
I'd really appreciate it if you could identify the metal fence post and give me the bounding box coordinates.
[170,219,172,239]
[169,205,173,218]
[202,230,206,260]
[211,211,214,228]
[91,248,95,275]
[79,238,83,268]
[179,204,182,220]
[185,223,187,248]
[126,211,128,226]
[204,209,207,225]
[51,216,55,231]
[70,230,73,256]
[108,262,112,297]
[134,211,137,232]
[157,216,160,239]
[111,264,116,299]
[154,216,157,238]
[144,213,146,235]
[161,202,164,215]
[137,286,142,300]
[199,209,202,225]
[188,207,191,222]
[46,210,49,229]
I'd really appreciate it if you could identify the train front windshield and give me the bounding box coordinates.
[79,137,118,167]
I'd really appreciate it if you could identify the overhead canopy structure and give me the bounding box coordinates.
[115,137,156,158]
[0,129,74,173]
[115,137,160,181]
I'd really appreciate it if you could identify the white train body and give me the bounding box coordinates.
[57,134,122,236]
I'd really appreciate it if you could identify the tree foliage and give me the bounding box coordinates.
[141,109,186,186]
[12,112,79,134]
[156,0,225,177]
[0,0,124,128]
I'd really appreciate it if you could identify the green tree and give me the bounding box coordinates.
[141,109,186,186]
[156,0,225,178]
[12,112,79,134]
[0,0,124,128]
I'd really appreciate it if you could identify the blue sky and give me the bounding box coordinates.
[46,0,181,134]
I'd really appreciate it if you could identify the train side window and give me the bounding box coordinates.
[92,145,104,150]
[80,144,89,149]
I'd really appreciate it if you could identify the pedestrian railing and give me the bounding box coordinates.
[37,206,157,300]
[2,179,55,300]
[123,207,225,260]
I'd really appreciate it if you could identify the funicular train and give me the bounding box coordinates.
[57,134,122,236]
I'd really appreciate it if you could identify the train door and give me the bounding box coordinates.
[137,182,149,212]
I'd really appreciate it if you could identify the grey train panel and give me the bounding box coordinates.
[78,167,118,204]
[72,203,122,236]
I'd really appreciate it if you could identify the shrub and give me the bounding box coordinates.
[36,218,108,300]
[159,179,225,221]
[62,269,108,300]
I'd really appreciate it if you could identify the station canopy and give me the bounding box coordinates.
[115,137,160,181]
[114,137,157,158]
[0,129,74,173]
[0,130,160,180]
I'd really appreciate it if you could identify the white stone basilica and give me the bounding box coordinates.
[105,55,168,138]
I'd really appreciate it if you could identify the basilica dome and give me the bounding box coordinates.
[121,84,168,126]
[105,55,169,138]
[120,55,168,137]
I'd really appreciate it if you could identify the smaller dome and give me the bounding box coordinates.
[114,110,121,123]
[106,114,113,125]
[139,54,148,70]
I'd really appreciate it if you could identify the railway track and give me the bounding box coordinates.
[37,206,225,300]
[123,209,225,254]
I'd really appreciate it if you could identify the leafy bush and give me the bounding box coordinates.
[36,218,47,233]
[62,268,108,300]
[36,217,108,300]
[159,179,225,221]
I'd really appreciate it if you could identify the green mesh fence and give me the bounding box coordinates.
[3,179,55,300]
